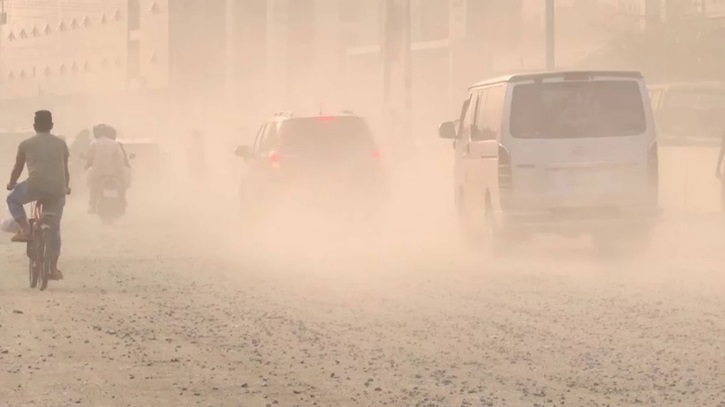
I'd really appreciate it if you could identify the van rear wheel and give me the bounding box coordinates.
[458,199,508,257]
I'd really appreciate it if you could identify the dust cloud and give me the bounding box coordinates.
[2,1,725,407]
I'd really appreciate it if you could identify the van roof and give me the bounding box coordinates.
[648,81,725,91]
[469,70,644,89]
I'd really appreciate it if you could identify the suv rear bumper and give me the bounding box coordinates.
[499,206,660,235]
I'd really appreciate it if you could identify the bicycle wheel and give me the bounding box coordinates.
[39,229,50,291]
[28,221,40,289]
[29,258,39,288]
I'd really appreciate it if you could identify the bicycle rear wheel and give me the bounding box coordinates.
[39,229,50,291]
[29,257,39,288]
[28,220,40,288]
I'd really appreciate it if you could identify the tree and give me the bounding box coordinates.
[578,18,725,83]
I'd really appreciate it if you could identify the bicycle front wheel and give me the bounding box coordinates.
[28,222,40,289]
[39,228,51,291]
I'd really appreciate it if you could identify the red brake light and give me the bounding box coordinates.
[269,151,281,167]
[372,150,381,159]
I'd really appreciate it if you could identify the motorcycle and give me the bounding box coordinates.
[95,153,135,224]
[96,175,126,224]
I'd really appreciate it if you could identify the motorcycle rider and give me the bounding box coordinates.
[107,126,132,169]
[86,124,127,214]
[107,126,133,191]
[6,110,69,280]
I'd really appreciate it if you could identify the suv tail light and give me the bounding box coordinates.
[269,151,281,168]
[498,145,513,210]
[647,141,658,207]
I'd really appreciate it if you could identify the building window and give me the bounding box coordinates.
[113,10,122,22]
[70,19,79,29]
[101,13,108,23]
[418,0,449,41]
[19,29,27,39]
[82,16,91,28]
[150,2,161,14]
[101,58,109,70]
[8,72,15,80]
[341,0,380,47]
[58,22,67,31]
[43,25,51,35]
[84,61,91,72]
[72,63,79,73]
[128,0,140,30]
[59,64,67,74]
[7,31,15,41]
[31,26,40,37]
[44,67,52,76]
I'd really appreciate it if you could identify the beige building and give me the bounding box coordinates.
[0,0,524,134]
[0,0,168,100]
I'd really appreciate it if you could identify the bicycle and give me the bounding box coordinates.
[26,200,55,291]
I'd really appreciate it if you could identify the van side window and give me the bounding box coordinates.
[459,93,478,140]
[475,85,505,140]
[259,123,279,152]
[252,124,267,152]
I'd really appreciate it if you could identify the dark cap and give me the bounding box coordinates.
[34,110,53,126]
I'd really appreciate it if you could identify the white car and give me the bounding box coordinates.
[439,70,659,256]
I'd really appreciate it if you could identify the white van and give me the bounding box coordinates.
[439,70,659,255]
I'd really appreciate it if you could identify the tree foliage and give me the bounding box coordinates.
[578,18,725,83]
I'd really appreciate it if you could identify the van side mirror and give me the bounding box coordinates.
[438,121,458,139]
[234,145,251,159]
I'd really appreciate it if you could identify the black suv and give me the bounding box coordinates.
[234,112,389,224]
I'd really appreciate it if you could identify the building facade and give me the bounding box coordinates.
[0,0,526,134]
[0,0,170,130]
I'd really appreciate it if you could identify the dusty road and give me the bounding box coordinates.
[2,187,725,407]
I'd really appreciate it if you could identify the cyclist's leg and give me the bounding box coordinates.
[6,180,37,241]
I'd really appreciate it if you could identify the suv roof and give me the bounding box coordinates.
[470,70,644,89]
[268,111,359,122]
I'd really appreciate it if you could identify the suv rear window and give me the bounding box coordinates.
[510,80,646,139]
[278,116,375,155]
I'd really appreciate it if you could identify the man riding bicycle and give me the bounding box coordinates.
[6,110,70,281]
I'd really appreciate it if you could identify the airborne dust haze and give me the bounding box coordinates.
[1,1,725,406]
